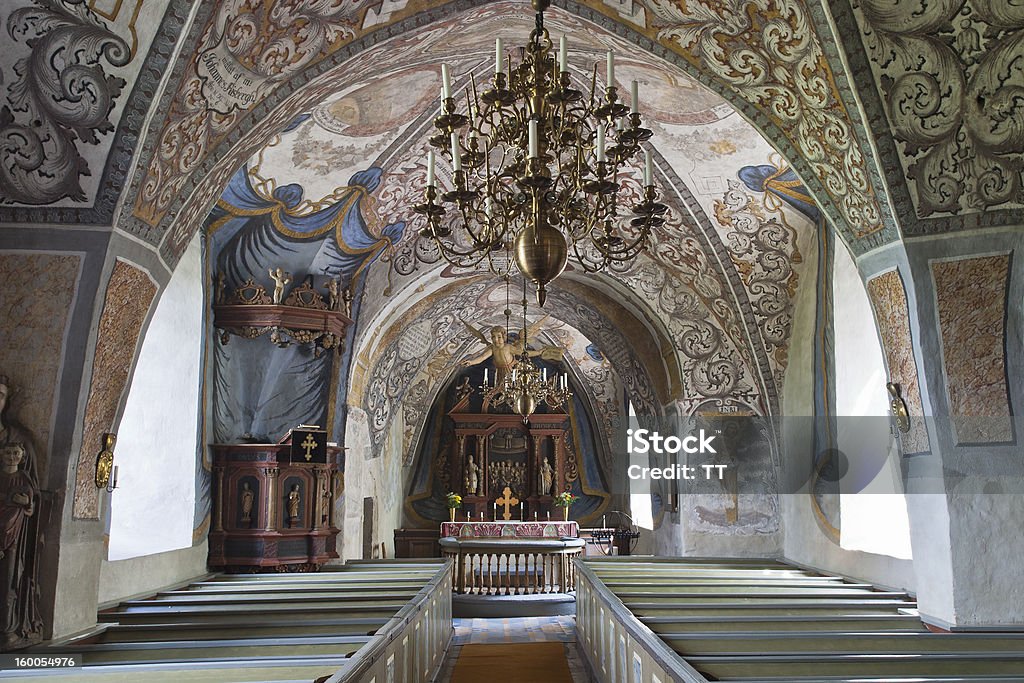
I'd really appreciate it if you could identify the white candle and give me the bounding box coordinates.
[520,502,524,518]
[494,502,497,519]
[427,150,435,187]
[450,131,461,171]
[602,514,606,528]
[596,124,605,163]
[606,50,614,85]
[484,368,489,383]
[559,36,567,72]
[441,64,452,99]
[496,38,504,75]
[543,367,547,381]
[547,510,551,521]
[534,511,538,521]
[644,149,653,186]
[528,120,539,159]
[631,80,639,114]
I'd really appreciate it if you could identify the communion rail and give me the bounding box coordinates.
[439,537,585,595]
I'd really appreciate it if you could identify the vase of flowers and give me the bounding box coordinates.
[445,492,462,522]
[553,491,578,521]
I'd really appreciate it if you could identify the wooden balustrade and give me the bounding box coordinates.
[439,538,584,596]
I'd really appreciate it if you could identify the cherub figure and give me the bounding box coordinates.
[269,267,292,305]
[462,316,555,384]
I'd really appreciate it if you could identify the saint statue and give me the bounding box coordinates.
[269,267,292,305]
[320,477,332,526]
[0,375,42,649]
[464,455,480,496]
[240,482,254,526]
[539,456,554,497]
[287,484,301,526]
[462,317,560,384]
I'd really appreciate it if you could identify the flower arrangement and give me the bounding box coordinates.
[553,491,578,508]
[445,492,462,509]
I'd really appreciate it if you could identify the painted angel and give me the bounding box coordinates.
[461,316,561,384]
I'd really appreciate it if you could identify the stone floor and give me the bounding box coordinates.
[435,617,592,682]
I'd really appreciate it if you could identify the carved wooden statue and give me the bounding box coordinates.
[464,455,480,496]
[240,482,254,526]
[287,484,301,526]
[0,376,42,650]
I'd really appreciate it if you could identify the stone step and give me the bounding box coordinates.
[640,614,926,633]
[664,631,1024,656]
[688,653,1024,679]
[600,579,867,589]
[182,579,429,593]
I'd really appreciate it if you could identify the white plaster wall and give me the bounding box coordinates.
[98,543,208,605]
[832,242,912,560]
[780,236,915,593]
[339,406,404,561]
[108,235,202,560]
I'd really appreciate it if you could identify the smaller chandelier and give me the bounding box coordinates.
[482,286,572,420]
[413,0,667,305]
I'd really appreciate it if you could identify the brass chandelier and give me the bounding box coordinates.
[414,0,667,305]
[483,282,572,420]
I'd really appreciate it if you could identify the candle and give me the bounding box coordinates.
[496,38,504,75]
[631,80,639,114]
[547,510,551,521]
[543,367,547,381]
[534,511,538,521]
[427,150,435,187]
[451,131,461,172]
[484,368,489,384]
[528,120,539,159]
[644,149,653,186]
[559,36,567,72]
[520,502,524,519]
[480,511,484,521]
[441,64,452,99]
[602,514,606,528]
[111,465,118,489]
[606,49,614,85]
[596,124,605,163]
[494,502,497,519]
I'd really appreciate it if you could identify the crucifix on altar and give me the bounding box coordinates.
[495,487,519,521]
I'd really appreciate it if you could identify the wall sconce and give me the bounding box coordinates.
[94,433,118,492]
[886,382,910,434]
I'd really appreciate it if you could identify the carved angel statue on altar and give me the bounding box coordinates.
[461,317,562,384]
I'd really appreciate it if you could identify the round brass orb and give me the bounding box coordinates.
[514,225,567,306]
[515,392,537,419]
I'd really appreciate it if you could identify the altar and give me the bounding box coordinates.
[441,521,579,539]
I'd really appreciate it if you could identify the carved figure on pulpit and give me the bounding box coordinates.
[539,456,554,496]
[240,482,254,526]
[287,484,301,526]
[464,455,480,496]
[455,377,472,404]
[0,376,42,649]
[320,477,332,526]
[327,278,339,312]
[269,267,292,305]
